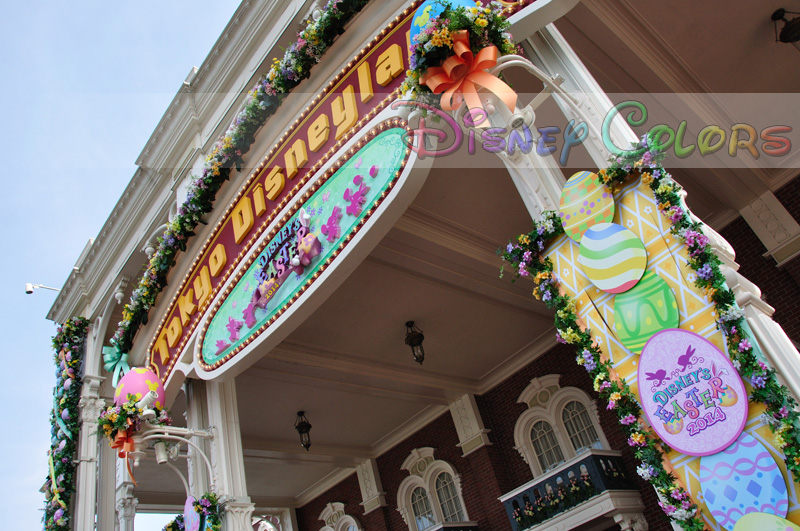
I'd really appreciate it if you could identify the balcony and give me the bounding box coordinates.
[499,449,645,531]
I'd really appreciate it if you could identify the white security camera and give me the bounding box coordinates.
[25,283,34,294]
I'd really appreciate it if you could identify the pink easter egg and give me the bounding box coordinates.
[184,497,200,531]
[113,367,166,409]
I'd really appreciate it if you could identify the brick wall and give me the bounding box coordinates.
[719,174,800,343]
[296,343,672,531]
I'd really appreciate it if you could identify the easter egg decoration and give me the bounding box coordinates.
[184,497,200,531]
[113,367,166,410]
[578,223,647,294]
[410,0,475,47]
[638,329,748,456]
[559,171,615,243]
[733,512,800,531]
[613,270,679,354]
[700,432,788,530]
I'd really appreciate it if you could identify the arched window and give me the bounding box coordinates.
[411,487,436,530]
[562,400,600,452]
[317,503,363,531]
[434,472,465,522]
[397,448,473,531]
[530,420,564,471]
[513,376,609,477]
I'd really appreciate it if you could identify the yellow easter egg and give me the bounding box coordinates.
[559,171,615,243]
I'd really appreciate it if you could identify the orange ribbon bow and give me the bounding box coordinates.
[420,30,517,123]
[111,419,138,485]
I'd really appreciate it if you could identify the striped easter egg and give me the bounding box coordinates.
[559,171,615,242]
[613,271,679,354]
[578,223,647,293]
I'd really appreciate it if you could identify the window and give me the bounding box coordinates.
[411,487,436,530]
[562,401,600,452]
[513,376,609,477]
[435,472,465,522]
[318,503,362,531]
[397,448,472,531]
[530,421,565,471]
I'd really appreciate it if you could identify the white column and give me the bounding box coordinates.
[448,394,491,456]
[206,379,254,530]
[74,374,105,531]
[115,457,137,531]
[356,459,387,514]
[523,24,639,169]
[97,442,119,531]
[185,379,211,496]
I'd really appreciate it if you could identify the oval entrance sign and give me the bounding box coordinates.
[638,328,747,456]
[198,125,409,370]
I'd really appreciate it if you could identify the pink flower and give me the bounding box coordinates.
[738,339,751,352]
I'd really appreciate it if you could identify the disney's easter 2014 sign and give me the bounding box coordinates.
[638,329,748,456]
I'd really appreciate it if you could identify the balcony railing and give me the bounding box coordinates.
[499,449,636,531]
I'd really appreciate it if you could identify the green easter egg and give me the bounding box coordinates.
[613,271,679,354]
[734,513,800,531]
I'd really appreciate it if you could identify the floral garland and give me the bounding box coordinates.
[161,493,223,531]
[512,473,594,530]
[500,135,800,530]
[110,0,372,357]
[97,396,172,444]
[42,317,89,530]
[401,1,518,99]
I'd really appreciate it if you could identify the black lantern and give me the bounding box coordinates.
[772,9,800,49]
[294,411,312,451]
[405,321,426,365]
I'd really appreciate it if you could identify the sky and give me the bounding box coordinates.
[0,1,242,529]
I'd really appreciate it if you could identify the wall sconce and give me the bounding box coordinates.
[294,411,312,451]
[772,9,800,50]
[405,321,426,365]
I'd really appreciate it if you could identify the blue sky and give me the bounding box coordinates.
[0,1,241,529]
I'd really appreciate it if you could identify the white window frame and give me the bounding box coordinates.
[319,502,363,531]
[397,448,471,531]
[514,381,609,477]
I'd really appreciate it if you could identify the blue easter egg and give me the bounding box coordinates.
[699,432,788,530]
[410,0,475,48]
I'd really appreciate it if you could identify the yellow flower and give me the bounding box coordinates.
[475,17,488,27]
[656,181,674,195]
[518,235,530,245]
[610,392,622,402]
[470,7,479,15]
[703,287,717,300]
[794,456,800,465]
[532,288,541,300]
[630,432,646,445]
[658,201,671,211]
[775,434,787,448]
[640,172,653,185]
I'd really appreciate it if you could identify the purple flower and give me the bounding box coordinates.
[738,339,751,352]
[697,264,713,280]
[556,331,567,344]
[542,291,552,302]
[519,265,529,277]
[522,251,532,263]
[752,374,766,388]
[506,243,513,253]
[779,406,789,418]
[54,508,64,522]
[620,414,637,425]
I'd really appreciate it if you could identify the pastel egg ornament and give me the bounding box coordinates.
[184,497,200,531]
[733,512,800,531]
[613,270,680,354]
[410,0,475,47]
[663,416,684,435]
[559,171,615,243]
[578,223,647,293]
[113,367,166,409]
[699,432,788,531]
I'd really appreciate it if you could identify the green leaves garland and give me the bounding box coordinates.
[110,0,373,357]
[43,317,90,531]
[500,134,800,529]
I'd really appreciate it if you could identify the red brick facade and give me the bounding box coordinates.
[719,174,800,343]
[296,342,672,531]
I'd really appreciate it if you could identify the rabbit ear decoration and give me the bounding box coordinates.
[299,208,311,226]
[686,345,695,356]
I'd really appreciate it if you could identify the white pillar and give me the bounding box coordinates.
[115,448,137,531]
[206,379,254,530]
[74,375,105,531]
[448,394,491,456]
[97,442,119,531]
[356,459,387,514]
[185,379,211,496]
[523,23,639,168]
